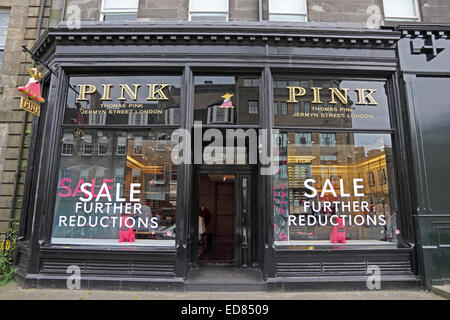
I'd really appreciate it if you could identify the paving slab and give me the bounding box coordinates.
[0,282,445,300]
[431,285,450,300]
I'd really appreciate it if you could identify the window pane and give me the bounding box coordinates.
[103,13,138,21]
[194,75,260,125]
[52,129,177,246]
[190,13,227,21]
[383,0,417,19]
[190,0,228,12]
[0,10,10,49]
[274,78,392,129]
[269,0,307,14]
[269,14,307,22]
[103,0,139,10]
[64,75,181,126]
[274,132,399,246]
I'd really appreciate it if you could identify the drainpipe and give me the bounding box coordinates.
[258,0,263,21]
[9,0,46,229]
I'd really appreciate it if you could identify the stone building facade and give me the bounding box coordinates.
[0,0,450,290]
[1,0,450,249]
[0,0,51,239]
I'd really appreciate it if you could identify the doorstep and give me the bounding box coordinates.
[431,285,450,299]
[185,265,266,292]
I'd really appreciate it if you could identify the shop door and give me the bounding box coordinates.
[189,168,254,267]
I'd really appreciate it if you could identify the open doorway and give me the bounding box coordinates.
[198,173,235,263]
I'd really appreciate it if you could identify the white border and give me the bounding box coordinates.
[100,0,139,21]
[383,0,421,22]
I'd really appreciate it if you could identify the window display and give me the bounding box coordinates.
[52,129,177,246]
[52,74,181,246]
[274,132,398,245]
[273,77,398,246]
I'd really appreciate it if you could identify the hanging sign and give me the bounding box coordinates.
[17,67,45,116]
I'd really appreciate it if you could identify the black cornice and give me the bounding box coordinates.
[31,23,402,60]
[396,24,450,38]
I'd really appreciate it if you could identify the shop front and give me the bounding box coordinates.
[14,24,421,290]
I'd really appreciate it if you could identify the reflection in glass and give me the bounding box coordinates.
[274,132,398,246]
[52,129,177,246]
[194,76,260,125]
[64,76,181,126]
[274,78,391,129]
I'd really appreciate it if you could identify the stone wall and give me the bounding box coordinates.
[0,0,50,238]
[420,0,450,23]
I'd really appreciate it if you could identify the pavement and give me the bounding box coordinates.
[0,281,447,300]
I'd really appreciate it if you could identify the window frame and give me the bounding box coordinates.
[0,8,10,73]
[269,0,308,22]
[271,74,401,247]
[188,0,229,22]
[383,0,421,22]
[100,0,139,22]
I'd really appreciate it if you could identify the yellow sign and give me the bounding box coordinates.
[0,240,10,250]
[20,96,41,116]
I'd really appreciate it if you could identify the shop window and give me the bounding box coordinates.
[274,132,398,245]
[52,129,178,246]
[53,74,181,247]
[383,0,420,22]
[269,0,308,22]
[274,78,391,129]
[194,75,260,125]
[0,9,10,73]
[189,0,228,21]
[64,75,181,126]
[100,0,138,22]
[273,77,398,246]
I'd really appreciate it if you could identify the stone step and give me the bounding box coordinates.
[432,285,450,300]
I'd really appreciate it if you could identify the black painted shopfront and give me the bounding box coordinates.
[14,23,450,291]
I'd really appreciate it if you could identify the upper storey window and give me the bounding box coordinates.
[269,0,308,22]
[100,0,139,22]
[189,0,228,22]
[0,9,10,72]
[383,0,420,22]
